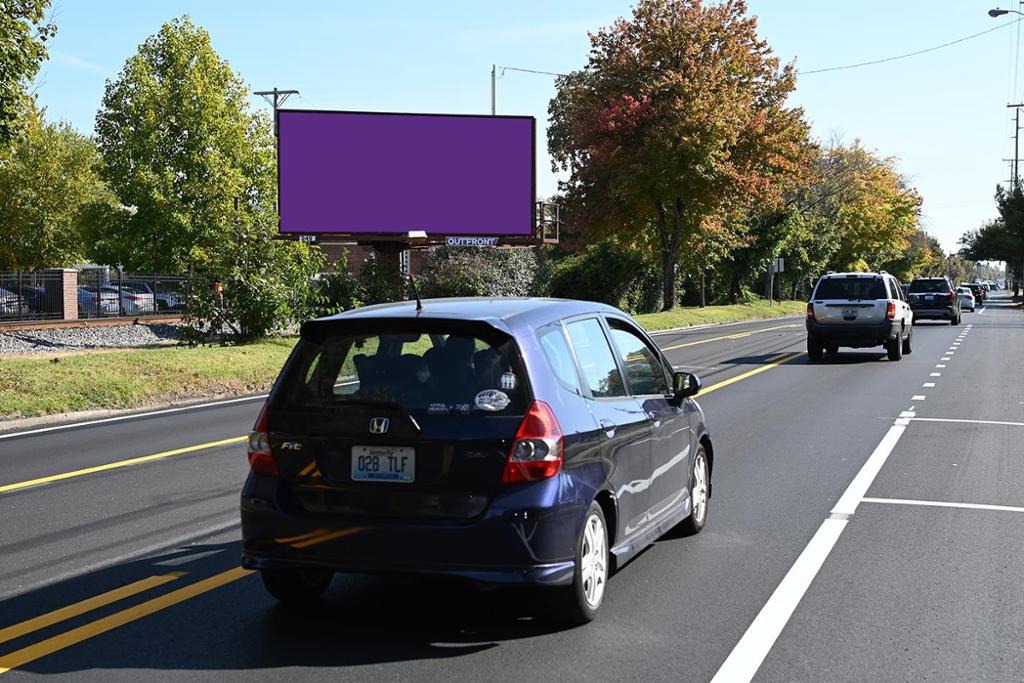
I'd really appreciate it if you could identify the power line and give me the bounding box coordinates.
[799,19,1024,75]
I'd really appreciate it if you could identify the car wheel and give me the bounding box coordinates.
[676,444,710,536]
[887,335,903,361]
[807,337,824,362]
[555,501,608,625]
[951,313,960,326]
[902,325,913,355]
[260,567,333,604]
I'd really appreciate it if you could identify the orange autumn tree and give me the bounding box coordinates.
[549,0,811,310]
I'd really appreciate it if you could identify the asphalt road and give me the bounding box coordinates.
[0,296,1020,681]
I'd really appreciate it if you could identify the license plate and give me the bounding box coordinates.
[841,308,857,317]
[925,295,934,301]
[351,446,414,483]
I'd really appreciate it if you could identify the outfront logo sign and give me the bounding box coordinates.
[369,417,390,434]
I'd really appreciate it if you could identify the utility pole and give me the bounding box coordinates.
[1008,103,1024,191]
[491,65,496,115]
[255,87,299,133]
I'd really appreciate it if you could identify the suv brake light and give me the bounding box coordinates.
[501,401,563,484]
[247,400,278,477]
[947,291,957,301]
[886,302,896,320]
[806,302,815,321]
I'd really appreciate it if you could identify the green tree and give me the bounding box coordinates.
[91,16,324,339]
[960,185,1024,294]
[0,0,54,148]
[0,109,113,269]
[549,0,812,310]
[90,16,274,272]
[880,229,944,282]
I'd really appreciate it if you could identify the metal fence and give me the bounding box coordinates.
[0,269,189,323]
[76,270,189,320]
[0,271,66,322]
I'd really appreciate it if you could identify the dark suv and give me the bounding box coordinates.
[240,298,714,623]
[908,277,961,325]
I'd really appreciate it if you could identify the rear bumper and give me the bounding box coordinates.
[910,305,955,320]
[806,319,897,347]
[239,473,587,587]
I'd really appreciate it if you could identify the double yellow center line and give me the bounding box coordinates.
[0,568,252,675]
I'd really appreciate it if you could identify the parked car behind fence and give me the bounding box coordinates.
[0,270,189,323]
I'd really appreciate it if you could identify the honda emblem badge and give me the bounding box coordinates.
[369,417,390,434]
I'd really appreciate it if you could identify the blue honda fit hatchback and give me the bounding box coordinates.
[240,297,714,623]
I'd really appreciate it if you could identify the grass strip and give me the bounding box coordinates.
[635,299,805,331]
[0,339,297,419]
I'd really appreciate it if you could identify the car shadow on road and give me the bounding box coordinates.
[1,540,583,675]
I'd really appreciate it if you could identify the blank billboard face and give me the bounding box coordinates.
[277,110,535,236]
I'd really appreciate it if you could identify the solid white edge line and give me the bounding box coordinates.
[0,394,269,441]
[862,497,1024,514]
[711,418,909,682]
[911,417,1024,427]
[709,518,847,683]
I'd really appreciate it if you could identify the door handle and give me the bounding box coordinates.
[598,419,616,439]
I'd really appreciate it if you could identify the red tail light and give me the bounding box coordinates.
[247,401,278,477]
[948,291,957,301]
[501,401,563,484]
[806,302,816,321]
[886,302,896,320]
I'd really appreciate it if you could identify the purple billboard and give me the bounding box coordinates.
[277,110,535,236]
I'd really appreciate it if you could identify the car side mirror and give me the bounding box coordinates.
[672,371,701,402]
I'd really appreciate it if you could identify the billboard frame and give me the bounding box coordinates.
[274,108,540,242]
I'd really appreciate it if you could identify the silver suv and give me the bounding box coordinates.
[805,271,914,362]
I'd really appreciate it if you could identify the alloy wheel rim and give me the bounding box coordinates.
[693,453,708,525]
[580,514,607,608]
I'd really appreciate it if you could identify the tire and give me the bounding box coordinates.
[555,501,609,625]
[260,567,333,604]
[826,344,839,356]
[887,335,903,361]
[807,337,824,362]
[676,444,710,536]
[902,325,913,355]
[950,313,960,326]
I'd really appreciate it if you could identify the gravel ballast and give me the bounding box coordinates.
[0,323,182,355]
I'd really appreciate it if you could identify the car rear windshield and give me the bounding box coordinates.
[273,322,530,416]
[813,277,888,300]
[909,279,950,293]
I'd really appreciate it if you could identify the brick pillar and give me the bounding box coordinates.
[45,268,78,321]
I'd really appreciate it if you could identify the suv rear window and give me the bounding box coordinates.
[813,277,888,300]
[275,323,529,416]
[909,279,950,293]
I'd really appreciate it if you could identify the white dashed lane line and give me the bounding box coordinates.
[923,383,935,388]
[912,395,926,401]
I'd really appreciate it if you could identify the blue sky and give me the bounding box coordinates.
[33,0,1022,251]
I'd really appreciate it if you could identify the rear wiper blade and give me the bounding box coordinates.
[327,398,421,432]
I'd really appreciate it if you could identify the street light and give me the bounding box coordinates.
[989,7,1024,17]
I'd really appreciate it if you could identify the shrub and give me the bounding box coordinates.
[418,246,541,299]
[358,253,405,305]
[548,240,662,313]
[183,235,325,342]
